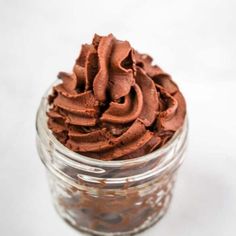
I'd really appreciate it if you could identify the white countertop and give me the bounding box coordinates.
[1,0,236,235]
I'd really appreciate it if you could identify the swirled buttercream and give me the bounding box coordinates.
[47,34,186,160]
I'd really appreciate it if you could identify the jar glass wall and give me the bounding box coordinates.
[36,86,188,236]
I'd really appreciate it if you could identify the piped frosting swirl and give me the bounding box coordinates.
[47,34,186,160]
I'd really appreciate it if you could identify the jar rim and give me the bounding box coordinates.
[36,80,188,169]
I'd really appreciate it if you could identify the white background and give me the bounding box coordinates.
[1,0,236,235]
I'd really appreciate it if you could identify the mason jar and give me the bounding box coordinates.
[36,83,188,236]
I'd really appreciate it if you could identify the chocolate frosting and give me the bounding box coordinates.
[47,34,186,160]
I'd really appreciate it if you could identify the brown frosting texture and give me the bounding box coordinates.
[47,34,186,160]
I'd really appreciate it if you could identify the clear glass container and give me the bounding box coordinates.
[36,84,188,236]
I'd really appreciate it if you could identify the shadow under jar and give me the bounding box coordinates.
[36,85,188,236]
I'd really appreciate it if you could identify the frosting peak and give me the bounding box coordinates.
[47,34,186,160]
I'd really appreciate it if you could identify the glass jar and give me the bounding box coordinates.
[36,83,188,236]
